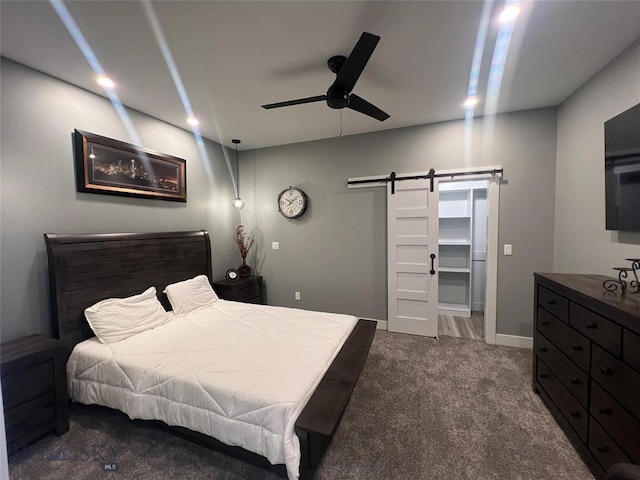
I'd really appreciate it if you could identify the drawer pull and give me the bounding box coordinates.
[540,373,549,379]
[539,347,549,352]
[586,322,598,329]
[569,411,581,418]
[597,445,610,454]
[598,407,612,415]
[571,344,583,351]
[600,366,613,375]
[540,320,549,326]
[570,378,580,385]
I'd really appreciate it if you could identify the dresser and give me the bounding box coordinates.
[1,334,69,455]
[533,273,640,479]
[212,275,264,304]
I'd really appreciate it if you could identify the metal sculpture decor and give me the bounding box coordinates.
[603,258,640,294]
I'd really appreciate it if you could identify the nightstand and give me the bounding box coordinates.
[1,334,69,455]
[212,275,264,304]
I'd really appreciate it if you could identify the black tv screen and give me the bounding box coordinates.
[604,102,640,232]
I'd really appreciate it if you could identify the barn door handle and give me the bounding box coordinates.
[429,254,436,275]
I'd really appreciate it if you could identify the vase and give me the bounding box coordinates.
[238,257,252,278]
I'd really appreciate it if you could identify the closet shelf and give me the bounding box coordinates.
[439,240,471,246]
[438,267,471,273]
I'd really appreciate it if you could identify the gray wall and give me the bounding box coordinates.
[554,38,640,272]
[240,108,558,337]
[0,58,239,342]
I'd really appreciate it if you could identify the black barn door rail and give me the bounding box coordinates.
[348,167,503,193]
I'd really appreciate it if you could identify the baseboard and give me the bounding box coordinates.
[361,318,387,330]
[495,334,533,349]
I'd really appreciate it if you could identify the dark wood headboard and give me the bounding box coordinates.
[44,230,212,352]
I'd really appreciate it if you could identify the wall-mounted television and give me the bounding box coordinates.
[604,102,640,232]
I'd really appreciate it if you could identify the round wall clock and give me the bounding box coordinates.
[278,186,308,219]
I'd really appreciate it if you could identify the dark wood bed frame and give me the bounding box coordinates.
[44,230,376,480]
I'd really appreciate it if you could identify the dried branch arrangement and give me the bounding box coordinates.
[234,224,255,260]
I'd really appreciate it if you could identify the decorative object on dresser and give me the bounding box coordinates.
[74,129,187,202]
[212,275,264,304]
[0,334,69,455]
[234,224,255,278]
[533,273,640,479]
[603,259,640,294]
[225,268,239,281]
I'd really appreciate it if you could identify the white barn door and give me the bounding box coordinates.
[387,178,439,337]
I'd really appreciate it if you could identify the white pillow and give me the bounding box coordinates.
[85,287,170,344]
[164,275,219,315]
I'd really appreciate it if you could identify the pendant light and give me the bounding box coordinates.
[232,139,244,209]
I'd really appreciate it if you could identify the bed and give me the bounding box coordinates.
[44,230,376,480]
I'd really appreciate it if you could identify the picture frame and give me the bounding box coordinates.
[74,129,187,202]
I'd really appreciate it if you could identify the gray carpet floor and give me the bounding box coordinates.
[8,331,594,480]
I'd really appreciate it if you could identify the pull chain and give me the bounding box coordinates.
[340,110,344,139]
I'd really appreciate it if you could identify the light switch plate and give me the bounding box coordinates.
[272,242,279,250]
[504,244,512,256]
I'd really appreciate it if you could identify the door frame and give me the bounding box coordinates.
[348,165,501,345]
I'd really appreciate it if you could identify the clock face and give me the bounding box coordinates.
[225,268,239,281]
[278,187,307,219]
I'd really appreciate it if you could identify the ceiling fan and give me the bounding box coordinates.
[261,32,390,121]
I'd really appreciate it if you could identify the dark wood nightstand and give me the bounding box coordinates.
[1,334,69,455]
[212,275,264,304]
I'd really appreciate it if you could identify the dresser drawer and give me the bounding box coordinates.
[536,334,588,407]
[589,418,632,471]
[1,360,54,410]
[623,329,640,372]
[212,276,263,304]
[537,307,590,372]
[570,303,622,356]
[234,283,260,302]
[592,344,640,420]
[5,392,56,448]
[591,381,640,463]
[537,359,588,442]
[538,286,569,322]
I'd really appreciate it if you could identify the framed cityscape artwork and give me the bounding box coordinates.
[74,129,187,202]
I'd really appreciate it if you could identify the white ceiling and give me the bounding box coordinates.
[2,1,640,151]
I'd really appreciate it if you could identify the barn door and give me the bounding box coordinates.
[387,177,439,337]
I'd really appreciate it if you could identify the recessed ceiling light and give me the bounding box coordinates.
[499,5,521,23]
[96,75,115,88]
[463,97,479,108]
[186,117,200,126]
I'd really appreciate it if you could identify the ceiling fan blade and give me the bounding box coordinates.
[333,32,380,93]
[348,94,390,121]
[261,95,327,109]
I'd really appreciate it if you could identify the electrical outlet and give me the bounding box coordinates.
[504,244,512,256]
[295,291,300,300]
[272,242,279,250]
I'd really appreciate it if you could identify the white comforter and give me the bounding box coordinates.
[67,300,357,479]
